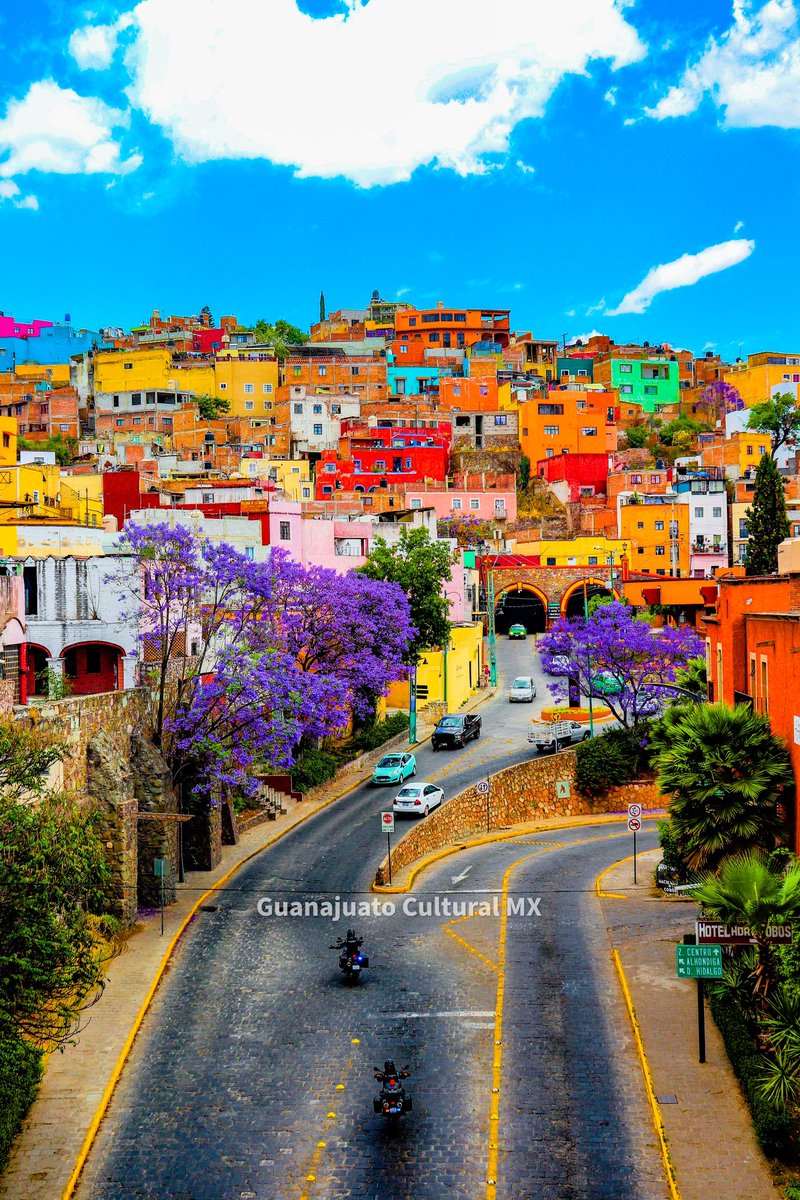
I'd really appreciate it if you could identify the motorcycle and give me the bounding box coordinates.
[330,930,369,984]
[373,1061,412,1126]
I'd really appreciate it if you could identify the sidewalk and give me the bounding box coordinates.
[1,687,497,1200]
[600,849,780,1200]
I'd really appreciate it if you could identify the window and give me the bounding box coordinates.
[452,498,462,510]
[263,382,273,394]
[242,400,253,412]
[133,417,142,425]
[739,518,749,537]
[116,418,124,427]
[244,383,254,394]
[643,386,657,396]
[712,506,722,518]
[428,333,439,343]
[400,345,408,354]
[655,545,665,556]
[494,415,507,425]
[619,363,632,373]
[545,448,553,457]
[479,385,488,397]
[318,366,327,377]
[293,403,303,414]
[581,427,597,437]
[324,462,336,473]
[588,556,598,566]
[395,378,406,396]
[279,521,291,541]
[331,404,341,415]
[620,385,633,394]
[302,487,311,499]
[637,521,644,529]
[112,395,120,408]
[131,393,142,405]
[655,520,664,531]
[746,444,753,455]
[759,445,766,455]
[404,457,412,469]
[637,547,645,555]
[313,423,323,435]
[538,404,564,415]
[374,460,386,471]
[546,557,556,566]
[630,474,643,484]
[123,362,133,370]
[322,485,333,495]
[694,506,703,518]
[408,317,417,327]
[59,423,70,432]
[470,499,480,510]
[410,498,422,509]
[313,404,323,414]
[543,425,559,436]
[85,646,102,674]
[651,474,661,484]
[293,366,302,377]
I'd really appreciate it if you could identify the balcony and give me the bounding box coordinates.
[691,542,726,555]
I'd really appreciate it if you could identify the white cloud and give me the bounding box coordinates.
[605,238,755,316]
[516,159,536,174]
[0,80,142,178]
[0,180,38,210]
[645,0,800,128]
[604,87,617,105]
[565,308,576,317]
[106,0,647,187]
[586,298,606,314]
[734,218,744,232]
[396,287,411,298]
[568,330,603,344]
[69,14,133,70]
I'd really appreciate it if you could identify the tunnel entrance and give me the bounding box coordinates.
[562,583,613,620]
[494,587,547,635]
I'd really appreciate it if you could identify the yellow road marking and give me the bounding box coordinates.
[298,1053,354,1200]
[611,949,681,1200]
[442,913,498,973]
[596,853,637,899]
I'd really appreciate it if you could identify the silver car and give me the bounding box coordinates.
[508,676,536,703]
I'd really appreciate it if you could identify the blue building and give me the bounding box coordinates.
[0,320,108,372]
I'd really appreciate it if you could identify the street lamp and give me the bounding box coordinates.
[594,545,617,592]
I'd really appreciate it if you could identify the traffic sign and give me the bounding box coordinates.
[555,780,571,799]
[676,944,723,979]
[627,817,641,833]
[381,811,395,834]
[627,803,642,820]
[476,780,490,795]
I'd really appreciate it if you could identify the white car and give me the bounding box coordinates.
[392,781,444,817]
[508,676,536,703]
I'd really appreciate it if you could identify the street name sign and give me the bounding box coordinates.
[381,812,395,834]
[628,817,641,833]
[696,919,792,946]
[676,944,723,979]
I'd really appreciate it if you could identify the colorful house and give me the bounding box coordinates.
[593,355,680,412]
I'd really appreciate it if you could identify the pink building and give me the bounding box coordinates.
[0,315,53,338]
[403,487,516,523]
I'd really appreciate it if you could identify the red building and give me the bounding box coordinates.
[536,453,610,502]
[316,424,449,498]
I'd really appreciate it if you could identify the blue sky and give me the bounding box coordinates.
[0,0,798,359]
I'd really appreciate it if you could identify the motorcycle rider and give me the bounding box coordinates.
[374,1060,408,1085]
[330,928,363,967]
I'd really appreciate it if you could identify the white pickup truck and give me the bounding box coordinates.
[527,720,590,753]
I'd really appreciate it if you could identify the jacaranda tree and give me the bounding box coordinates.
[117,523,412,804]
[538,601,704,727]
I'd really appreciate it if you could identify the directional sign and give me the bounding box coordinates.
[628,817,642,833]
[676,944,723,979]
[627,803,642,820]
[381,811,395,834]
[476,780,490,795]
[555,780,571,800]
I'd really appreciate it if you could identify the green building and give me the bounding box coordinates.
[609,358,679,412]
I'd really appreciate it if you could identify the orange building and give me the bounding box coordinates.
[702,565,800,853]
[700,430,770,476]
[518,390,617,464]
[283,356,387,402]
[391,305,510,365]
[607,466,673,504]
[619,495,690,576]
[438,376,498,411]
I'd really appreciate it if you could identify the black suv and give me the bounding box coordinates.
[431,712,482,751]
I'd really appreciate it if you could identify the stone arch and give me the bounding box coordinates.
[494,581,548,635]
[560,579,616,619]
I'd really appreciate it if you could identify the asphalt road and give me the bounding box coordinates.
[75,639,667,1200]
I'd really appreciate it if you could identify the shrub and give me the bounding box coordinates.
[708,988,795,1159]
[657,819,682,872]
[350,712,409,755]
[784,1183,800,1198]
[574,725,652,799]
[0,1031,42,1169]
[291,748,339,794]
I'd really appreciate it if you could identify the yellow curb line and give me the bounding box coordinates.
[374,814,666,894]
[60,771,369,1200]
[611,948,681,1200]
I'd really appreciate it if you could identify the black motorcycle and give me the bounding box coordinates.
[330,930,369,984]
[373,1061,412,1126]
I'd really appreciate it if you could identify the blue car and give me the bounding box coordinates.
[372,752,416,786]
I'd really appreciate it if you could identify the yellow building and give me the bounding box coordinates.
[239,457,311,501]
[214,356,280,419]
[0,416,18,464]
[386,623,483,712]
[724,351,800,408]
[94,348,215,398]
[700,430,770,477]
[510,535,631,567]
[619,498,690,575]
[14,363,71,386]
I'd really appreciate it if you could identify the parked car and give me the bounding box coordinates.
[508,676,536,703]
[527,720,590,753]
[393,781,444,817]
[508,623,527,639]
[592,671,622,695]
[372,752,416,786]
[431,712,482,750]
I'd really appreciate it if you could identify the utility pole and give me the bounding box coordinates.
[487,561,497,687]
[582,579,595,738]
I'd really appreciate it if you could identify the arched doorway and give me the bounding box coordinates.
[495,584,547,635]
[62,642,124,695]
[26,644,51,697]
[561,580,614,620]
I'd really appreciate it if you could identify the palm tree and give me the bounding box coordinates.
[651,703,794,873]
[693,853,800,1002]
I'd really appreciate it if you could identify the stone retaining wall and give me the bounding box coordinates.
[376,754,665,884]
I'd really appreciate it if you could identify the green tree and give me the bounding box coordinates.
[358,526,451,658]
[747,391,800,459]
[17,434,76,466]
[693,853,800,1002]
[744,452,790,576]
[622,425,649,449]
[253,318,308,360]
[319,290,326,323]
[673,654,707,698]
[518,455,531,490]
[651,703,794,873]
[194,394,231,420]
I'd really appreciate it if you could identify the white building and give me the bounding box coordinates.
[287,389,360,455]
